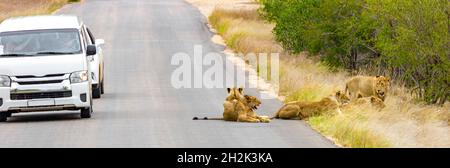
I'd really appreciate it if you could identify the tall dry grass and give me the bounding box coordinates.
[209,9,281,55]
[209,7,450,147]
[0,0,78,22]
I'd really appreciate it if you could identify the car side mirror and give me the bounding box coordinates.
[86,45,97,56]
[95,39,105,45]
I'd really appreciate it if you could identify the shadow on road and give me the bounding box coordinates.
[6,111,82,123]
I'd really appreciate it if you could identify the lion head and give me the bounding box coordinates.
[244,95,262,110]
[374,76,390,100]
[226,87,245,101]
[335,90,350,105]
[370,96,386,109]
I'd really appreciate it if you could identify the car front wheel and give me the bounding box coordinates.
[81,107,92,118]
[0,112,10,122]
[80,99,93,119]
[92,85,101,99]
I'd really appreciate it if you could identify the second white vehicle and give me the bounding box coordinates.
[85,27,105,99]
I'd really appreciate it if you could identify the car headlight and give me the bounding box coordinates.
[70,71,89,83]
[0,75,11,87]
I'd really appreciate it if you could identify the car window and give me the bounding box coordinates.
[0,29,82,56]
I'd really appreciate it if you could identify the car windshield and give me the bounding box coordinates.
[0,29,82,57]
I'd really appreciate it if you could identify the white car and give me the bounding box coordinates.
[85,26,105,99]
[0,15,104,121]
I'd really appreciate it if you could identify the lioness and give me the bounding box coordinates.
[193,87,270,123]
[343,94,386,110]
[272,91,349,120]
[345,75,390,101]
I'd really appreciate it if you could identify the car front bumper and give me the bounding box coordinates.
[0,81,91,113]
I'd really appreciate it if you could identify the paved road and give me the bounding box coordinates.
[0,0,335,147]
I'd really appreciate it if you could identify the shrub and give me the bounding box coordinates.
[259,0,449,104]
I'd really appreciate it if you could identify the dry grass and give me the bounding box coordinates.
[209,7,450,147]
[186,0,258,17]
[0,0,78,22]
[209,8,281,55]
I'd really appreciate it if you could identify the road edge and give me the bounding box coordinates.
[184,0,341,148]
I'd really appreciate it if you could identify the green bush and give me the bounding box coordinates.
[259,0,449,104]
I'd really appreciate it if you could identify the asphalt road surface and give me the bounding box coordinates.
[0,0,335,147]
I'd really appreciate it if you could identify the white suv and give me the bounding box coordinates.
[0,15,104,121]
[85,27,105,99]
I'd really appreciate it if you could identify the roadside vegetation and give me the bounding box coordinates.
[208,4,449,147]
[0,0,80,22]
[259,0,449,105]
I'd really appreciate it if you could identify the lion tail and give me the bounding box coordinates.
[192,117,223,120]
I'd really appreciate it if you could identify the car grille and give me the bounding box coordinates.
[10,91,72,100]
[15,74,65,79]
[17,80,64,85]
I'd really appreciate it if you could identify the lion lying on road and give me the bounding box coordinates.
[272,91,350,120]
[345,75,390,101]
[193,87,270,123]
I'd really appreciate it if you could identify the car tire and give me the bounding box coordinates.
[92,85,101,99]
[100,80,105,94]
[0,112,9,122]
[80,107,92,119]
[101,66,105,94]
[80,98,93,119]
